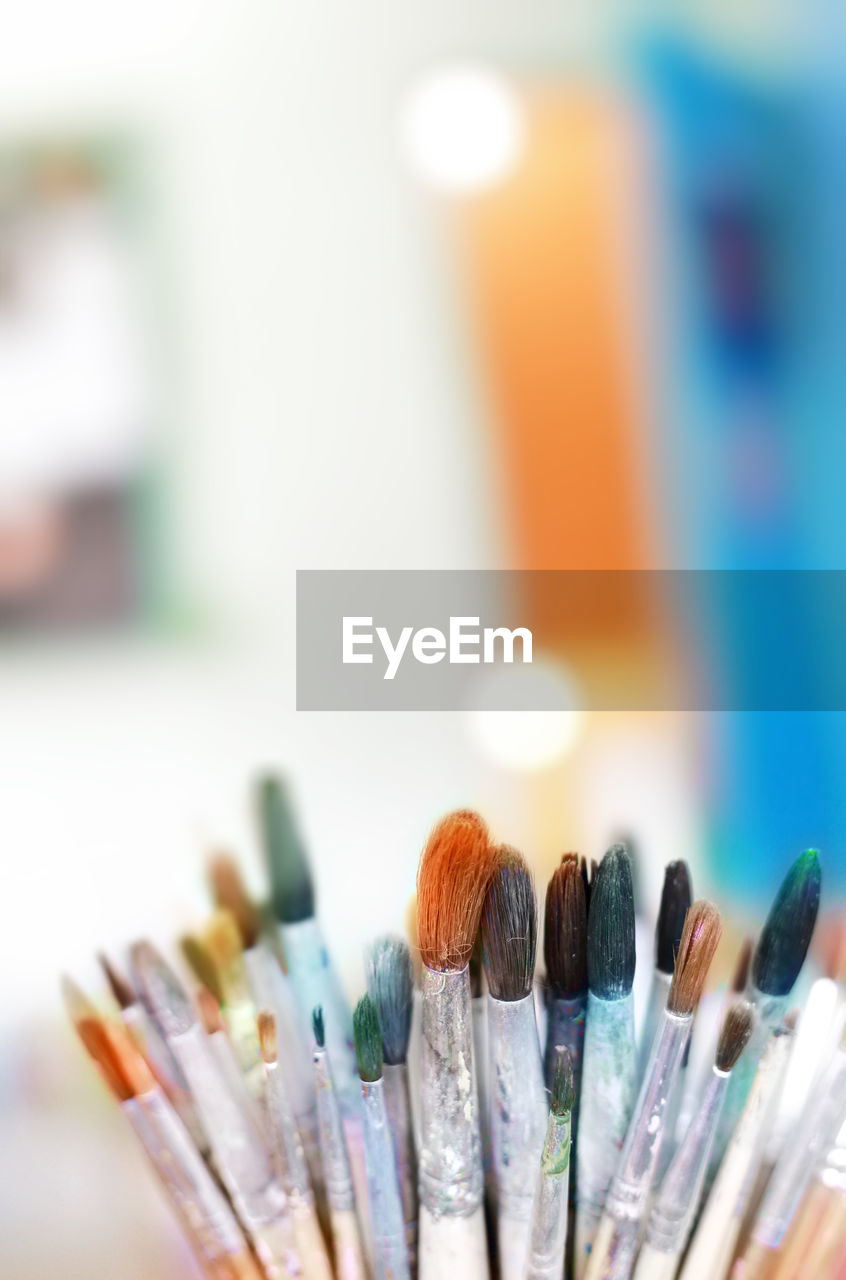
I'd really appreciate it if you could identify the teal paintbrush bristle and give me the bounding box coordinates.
[753,848,822,997]
[257,774,315,925]
[353,994,383,1082]
[587,843,635,1000]
[549,1045,575,1117]
[312,1005,325,1049]
[366,935,413,1066]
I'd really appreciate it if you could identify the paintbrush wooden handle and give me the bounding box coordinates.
[209,1251,271,1280]
[630,1242,678,1280]
[291,1199,335,1280]
[330,1206,370,1280]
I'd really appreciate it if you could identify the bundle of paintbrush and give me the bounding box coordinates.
[66,778,846,1280]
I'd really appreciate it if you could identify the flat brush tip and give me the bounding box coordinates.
[353,994,383,1082]
[753,849,822,997]
[716,1000,755,1072]
[656,860,693,975]
[667,900,722,1016]
[549,1045,575,1117]
[257,1009,278,1063]
[587,843,635,999]
[130,940,196,1037]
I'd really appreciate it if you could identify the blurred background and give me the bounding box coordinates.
[1,2,845,1275]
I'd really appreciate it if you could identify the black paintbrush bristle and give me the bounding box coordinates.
[549,1044,575,1117]
[312,1005,325,1049]
[365,935,413,1066]
[715,1000,755,1072]
[481,845,537,1002]
[257,774,315,925]
[587,843,635,1000]
[353,994,383,1082]
[753,849,822,997]
[544,854,587,999]
[655,860,693,975]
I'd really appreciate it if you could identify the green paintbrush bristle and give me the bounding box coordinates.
[366,935,413,1066]
[353,994,383,1082]
[549,1044,575,1117]
[753,849,822,997]
[312,1005,325,1049]
[257,774,315,925]
[587,843,635,1000]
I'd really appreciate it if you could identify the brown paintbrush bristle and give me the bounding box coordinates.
[731,936,754,994]
[180,933,224,1005]
[257,1009,278,1064]
[203,909,245,982]
[482,844,537,1001]
[208,854,263,950]
[544,854,587,999]
[97,953,136,1011]
[715,1000,755,1072]
[417,809,495,972]
[667,900,723,1016]
[196,985,226,1036]
[72,1011,155,1101]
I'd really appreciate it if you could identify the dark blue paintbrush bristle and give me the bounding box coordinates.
[587,843,635,1000]
[753,849,821,997]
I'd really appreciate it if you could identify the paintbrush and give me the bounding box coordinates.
[366,934,418,1275]
[543,851,587,1279]
[633,1001,755,1280]
[525,1046,575,1280]
[130,941,299,1278]
[98,951,209,1156]
[586,900,723,1280]
[258,774,358,1113]
[482,844,546,1280]
[708,850,821,1186]
[355,995,411,1280]
[638,862,692,1080]
[680,1016,797,1280]
[311,1007,369,1280]
[258,1010,334,1280]
[64,979,265,1280]
[196,985,262,1129]
[416,809,497,1280]
[739,1023,846,1279]
[543,853,587,1128]
[759,1112,846,1280]
[575,843,638,1278]
[201,911,265,1099]
[210,852,325,1215]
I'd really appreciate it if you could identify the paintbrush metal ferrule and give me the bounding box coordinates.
[543,992,586,1092]
[585,1009,691,1280]
[680,1026,794,1280]
[122,1085,251,1269]
[166,1021,287,1234]
[383,1061,418,1273]
[419,964,489,1280]
[746,1037,846,1259]
[641,1065,729,1260]
[120,1000,209,1153]
[525,1107,572,1280]
[575,990,637,1275]
[637,970,672,1080]
[708,988,787,1185]
[281,917,358,1111]
[361,1074,412,1280]
[488,992,547,1280]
